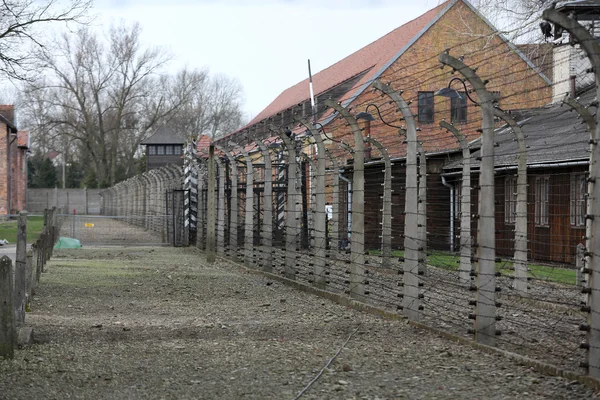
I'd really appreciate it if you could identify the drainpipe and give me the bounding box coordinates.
[339,173,352,244]
[441,176,454,252]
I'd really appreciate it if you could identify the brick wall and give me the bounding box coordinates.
[0,107,27,217]
[321,1,552,251]
[326,1,551,159]
[0,123,7,218]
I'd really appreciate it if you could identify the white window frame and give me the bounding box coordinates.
[453,182,462,218]
[535,176,550,227]
[504,176,516,224]
[571,173,587,227]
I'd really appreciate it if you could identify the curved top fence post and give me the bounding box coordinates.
[440,121,472,285]
[255,139,273,272]
[296,116,328,289]
[493,108,528,294]
[544,6,600,378]
[372,79,421,321]
[365,136,393,269]
[439,51,496,347]
[270,124,299,280]
[216,144,239,256]
[324,99,365,301]
[229,141,254,268]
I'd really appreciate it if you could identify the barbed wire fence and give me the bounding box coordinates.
[97,5,600,389]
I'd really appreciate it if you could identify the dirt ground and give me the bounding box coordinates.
[0,246,597,400]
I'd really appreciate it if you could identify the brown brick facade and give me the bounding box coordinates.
[322,1,551,250]
[0,106,28,218]
[328,1,551,156]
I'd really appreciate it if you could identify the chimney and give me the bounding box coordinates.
[0,105,15,125]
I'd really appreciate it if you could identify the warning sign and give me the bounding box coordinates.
[84,223,94,228]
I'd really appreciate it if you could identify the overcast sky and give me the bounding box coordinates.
[92,0,446,120]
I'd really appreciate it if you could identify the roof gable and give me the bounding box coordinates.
[141,126,185,145]
[246,0,454,127]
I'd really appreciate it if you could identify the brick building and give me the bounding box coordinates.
[0,105,28,219]
[215,0,552,251]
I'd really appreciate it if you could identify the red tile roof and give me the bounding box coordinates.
[245,0,452,127]
[196,134,212,157]
[46,150,61,160]
[17,130,28,148]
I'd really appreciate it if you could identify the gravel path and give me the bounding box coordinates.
[0,246,597,399]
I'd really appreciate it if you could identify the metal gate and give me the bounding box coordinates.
[166,189,189,247]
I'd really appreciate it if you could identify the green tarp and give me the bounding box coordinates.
[54,237,82,249]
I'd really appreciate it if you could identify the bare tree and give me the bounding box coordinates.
[468,0,555,42]
[0,0,92,80]
[22,23,203,186]
[169,72,246,140]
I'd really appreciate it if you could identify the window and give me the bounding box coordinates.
[157,145,165,155]
[504,176,516,224]
[418,91,434,123]
[535,176,549,226]
[165,145,173,155]
[451,92,467,123]
[453,182,462,218]
[173,145,182,155]
[571,173,587,227]
[148,145,156,155]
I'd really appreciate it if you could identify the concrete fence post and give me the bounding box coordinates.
[33,241,41,282]
[26,249,34,296]
[272,125,299,280]
[14,212,27,328]
[301,153,316,251]
[206,145,217,263]
[0,256,15,359]
[544,6,600,377]
[325,100,366,301]
[338,141,355,254]
[50,207,57,257]
[214,157,226,257]
[229,142,254,268]
[196,161,206,250]
[417,142,427,275]
[494,109,529,293]
[257,140,274,273]
[440,121,472,284]
[296,117,328,289]
[41,209,48,269]
[326,149,340,258]
[439,51,497,347]
[372,80,421,321]
[217,145,238,258]
[577,243,585,289]
[366,136,393,269]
